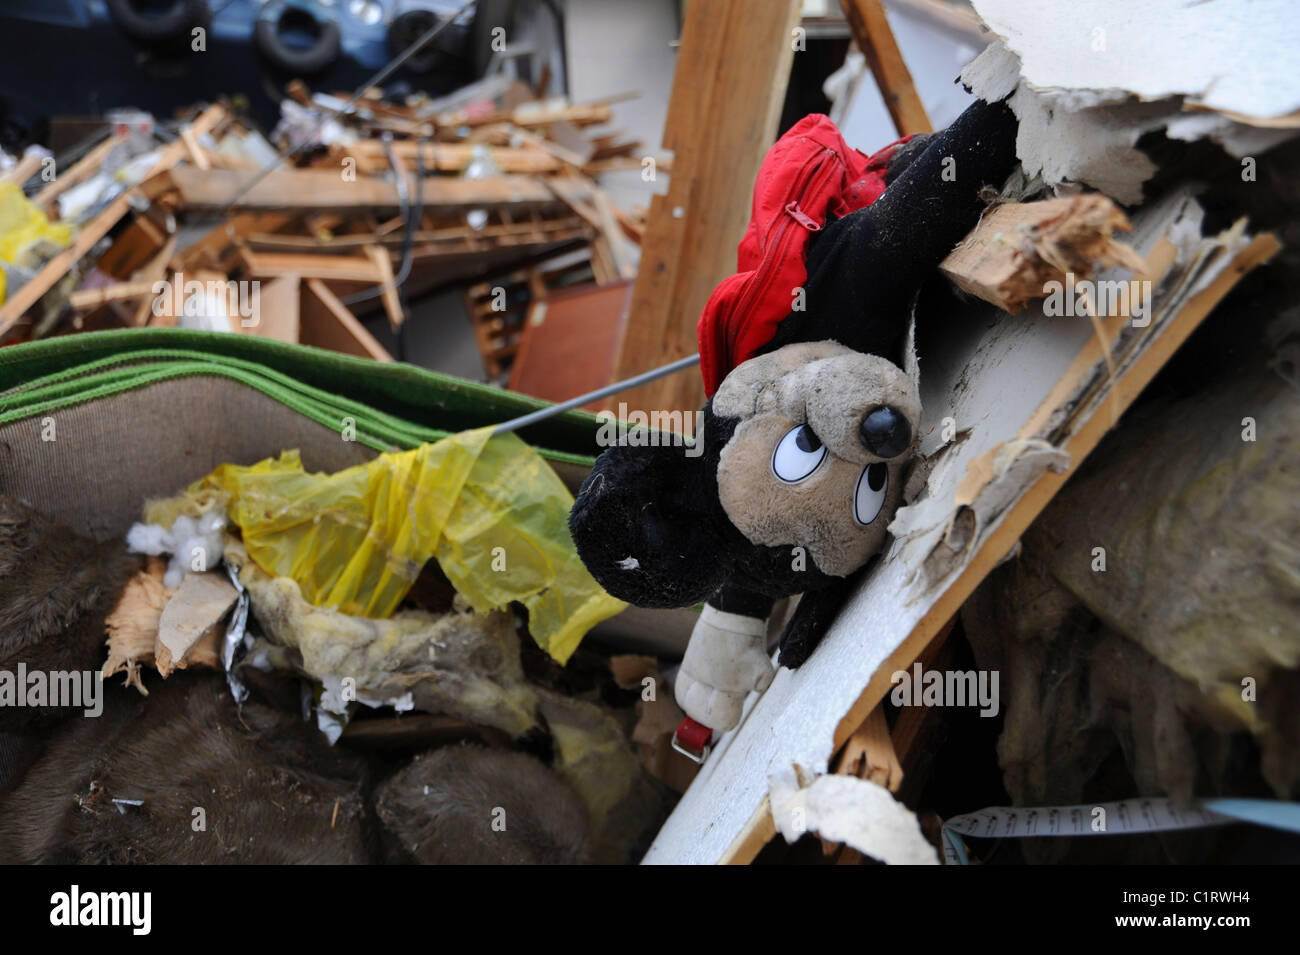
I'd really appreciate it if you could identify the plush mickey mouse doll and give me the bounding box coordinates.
[570,97,1019,736]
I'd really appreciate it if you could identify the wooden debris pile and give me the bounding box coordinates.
[0,83,651,381]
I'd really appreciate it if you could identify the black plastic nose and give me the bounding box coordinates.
[859,406,911,458]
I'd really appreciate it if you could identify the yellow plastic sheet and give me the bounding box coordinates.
[0,182,73,303]
[198,427,625,664]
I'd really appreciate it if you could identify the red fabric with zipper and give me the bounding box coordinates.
[697,116,911,396]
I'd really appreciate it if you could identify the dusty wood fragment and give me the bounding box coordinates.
[34,133,127,211]
[157,167,579,215]
[68,280,157,310]
[103,558,173,694]
[939,195,1147,314]
[154,571,237,677]
[834,705,904,792]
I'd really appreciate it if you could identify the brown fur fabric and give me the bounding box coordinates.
[375,746,591,864]
[0,494,139,729]
[0,672,373,863]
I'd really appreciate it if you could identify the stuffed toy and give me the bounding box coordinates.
[569,97,1020,745]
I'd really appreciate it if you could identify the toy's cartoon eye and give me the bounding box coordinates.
[854,462,889,526]
[772,424,827,483]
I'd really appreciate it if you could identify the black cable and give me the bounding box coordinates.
[341,133,423,310]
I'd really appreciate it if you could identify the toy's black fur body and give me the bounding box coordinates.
[570,98,1021,668]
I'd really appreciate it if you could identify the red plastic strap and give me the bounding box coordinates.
[676,717,713,752]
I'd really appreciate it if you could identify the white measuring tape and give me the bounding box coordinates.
[941,797,1300,864]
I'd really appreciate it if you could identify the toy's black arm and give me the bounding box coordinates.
[775,569,864,668]
[707,582,777,619]
[764,97,1020,359]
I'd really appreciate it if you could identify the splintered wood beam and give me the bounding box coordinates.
[155,167,581,215]
[239,250,385,283]
[841,0,932,136]
[939,196,1147,315]
[67,280,157,310]
[34,133,127,211]
[340,140,562,175]
[613,0,803,423]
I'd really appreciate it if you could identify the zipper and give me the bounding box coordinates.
[723,148,840,370]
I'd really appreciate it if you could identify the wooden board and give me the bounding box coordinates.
[158,167,584,216]
[842,0,933,135]
[508,280,633,409]
[243,273,300,343]
[611,0,803,423]
[299,278,393,362]
[642,192,1278,864]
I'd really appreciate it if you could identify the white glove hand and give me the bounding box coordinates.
[675,606,775,732]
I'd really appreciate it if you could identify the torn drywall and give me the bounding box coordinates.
[963,1,1300,204]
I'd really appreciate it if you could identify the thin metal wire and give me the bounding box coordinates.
[492,354,701,435]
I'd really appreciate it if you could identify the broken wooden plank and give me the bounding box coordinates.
[67,280,157,310]
[179,127,211,170]
[363,244,404,330]
[340,140,562,174]
[842,0,933,135]
[439,100,614,131]
[155,571,238,677]
[939,195,1146,314]
[158,166,583,215]
[244,215,588,253]
[34,133,126,211]
[1,150,45,187]
[612,0,803,422]
[299,277,393,362]
[240,249,384,283]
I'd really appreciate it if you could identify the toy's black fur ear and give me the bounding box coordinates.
[569,403,842,608]
[570,403,740,608]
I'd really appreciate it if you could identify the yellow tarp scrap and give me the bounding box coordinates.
[196,427,624,663]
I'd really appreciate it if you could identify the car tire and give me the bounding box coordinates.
[387,9,445,74]
[255,2,342,76]
[105,0,209,44]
